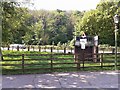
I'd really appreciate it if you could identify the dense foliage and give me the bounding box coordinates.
[2,0,120,46]
[2,2,30,44]
[75,0,120,46]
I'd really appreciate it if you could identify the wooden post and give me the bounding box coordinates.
[1,55,3,61]
[51,55,53,71]
[77,54,80,70]
[64,47,66,54]
[100,53,103,70]
[17,46,19,51]
[51,48,53,71]
[28,45,30,51]
[39,45,41,52]
[82,50,85,70]
[7,45,10,50]
[22,54,24,74]
[51,47,53,53]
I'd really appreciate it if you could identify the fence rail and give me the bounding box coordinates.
[2,53,120,74]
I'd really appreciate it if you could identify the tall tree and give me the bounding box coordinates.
[75,0,120,46]
[2,1,31,45]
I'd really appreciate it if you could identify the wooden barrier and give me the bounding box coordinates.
[2,53,120,74]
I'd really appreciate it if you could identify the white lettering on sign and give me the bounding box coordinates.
[80,39,87,49]
[81,43,85,49]
[80,39,87,44]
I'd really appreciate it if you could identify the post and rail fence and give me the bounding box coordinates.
[1,53,120,74]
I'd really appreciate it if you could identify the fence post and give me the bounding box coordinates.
[64,47,66,54]
[17,46,19,51]
[112,48,115,54]
[1,55,3,61]
[50,48,53,71]
[7,45,10,50]
[77,54,80,70]
[22,54,24,74]
[51,47,53,53]
[28,45,30,51]
[100,53,103,70]
[82,50,85,70]
[39,45,41,52]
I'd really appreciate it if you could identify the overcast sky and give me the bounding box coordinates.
[28,0,101,11]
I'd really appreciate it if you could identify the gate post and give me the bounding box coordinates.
[50,47,53,71]
[77,54,80,70]
[22,54,24,74]
[82,49,85,70]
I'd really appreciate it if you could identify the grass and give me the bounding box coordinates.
[1,50,120,75]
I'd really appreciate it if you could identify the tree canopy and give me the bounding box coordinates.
[2,0,120,46]
[75,0,120,46]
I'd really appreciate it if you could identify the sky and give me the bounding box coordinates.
[28,0,101,11]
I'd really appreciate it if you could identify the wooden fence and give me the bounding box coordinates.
[2,53,120,74]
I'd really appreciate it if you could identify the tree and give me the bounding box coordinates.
[25,10,75,45]
[2,1,31,45]
[75,0,120,46]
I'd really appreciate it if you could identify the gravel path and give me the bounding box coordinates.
[2,71,120,89]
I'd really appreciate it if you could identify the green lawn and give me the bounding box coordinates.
[1,50,120,75]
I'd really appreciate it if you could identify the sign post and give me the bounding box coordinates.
[80,38,87,69]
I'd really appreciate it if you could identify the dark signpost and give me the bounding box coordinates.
[74,34,99,69]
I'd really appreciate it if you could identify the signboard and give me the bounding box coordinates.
[80,39,87,44]
[80,39,87,49]
[75,41,80,46]
[81,43,85,49]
